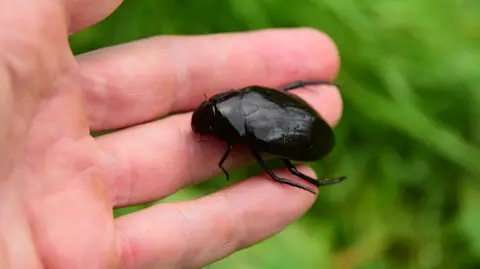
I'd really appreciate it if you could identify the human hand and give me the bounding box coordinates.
[0,1,343,268]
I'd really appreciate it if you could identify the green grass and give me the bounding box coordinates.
[70,0,480,268]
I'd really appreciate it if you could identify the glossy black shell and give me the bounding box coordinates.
[191,86,335,161]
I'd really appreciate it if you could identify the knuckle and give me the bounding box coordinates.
[98,144,134,206]
[217,192,245,251]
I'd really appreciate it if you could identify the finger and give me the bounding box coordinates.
[96,84,342,207]
[76,28,340,131]
[115,165,321,269]
[63,0,123,33]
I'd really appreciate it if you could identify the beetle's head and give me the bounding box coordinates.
[191,99,216,135]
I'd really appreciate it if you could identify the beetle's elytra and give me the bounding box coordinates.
[191,80,346,194]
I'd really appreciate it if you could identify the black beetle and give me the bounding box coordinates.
[191,80,345,194]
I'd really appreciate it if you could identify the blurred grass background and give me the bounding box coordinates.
[69,0,480,268]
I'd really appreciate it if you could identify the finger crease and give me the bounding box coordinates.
[218,191,244,253]
[100,145,133,206]
[170,205,192,266]
[165,40,191,113]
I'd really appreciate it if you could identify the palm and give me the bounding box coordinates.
[0,1,343,268]
[1,6,117,267]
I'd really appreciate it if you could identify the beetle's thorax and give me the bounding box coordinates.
[191,91,245,143]
[209,94,245,143]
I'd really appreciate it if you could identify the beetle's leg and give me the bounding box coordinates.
[250,151,316,194]
[218,144,232,181]
[282,159,346,186]
[280,80,338,91]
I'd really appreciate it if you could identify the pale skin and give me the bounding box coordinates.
[0,0,343,268]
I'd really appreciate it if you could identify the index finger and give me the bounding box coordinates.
[76,28,340,131]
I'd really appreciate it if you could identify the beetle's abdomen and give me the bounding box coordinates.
[240,88,335,161]
[246,112,334,161]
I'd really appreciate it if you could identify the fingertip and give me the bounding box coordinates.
[289,27,341,79]
[249,27,340,76]
[248,27,341,85]
[317,85,343,127]
[227,164,319,207]
[294,84,343,127]
[295,163,318,179]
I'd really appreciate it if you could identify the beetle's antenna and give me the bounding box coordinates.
[203,92,208,100]
[280,80,339,91]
